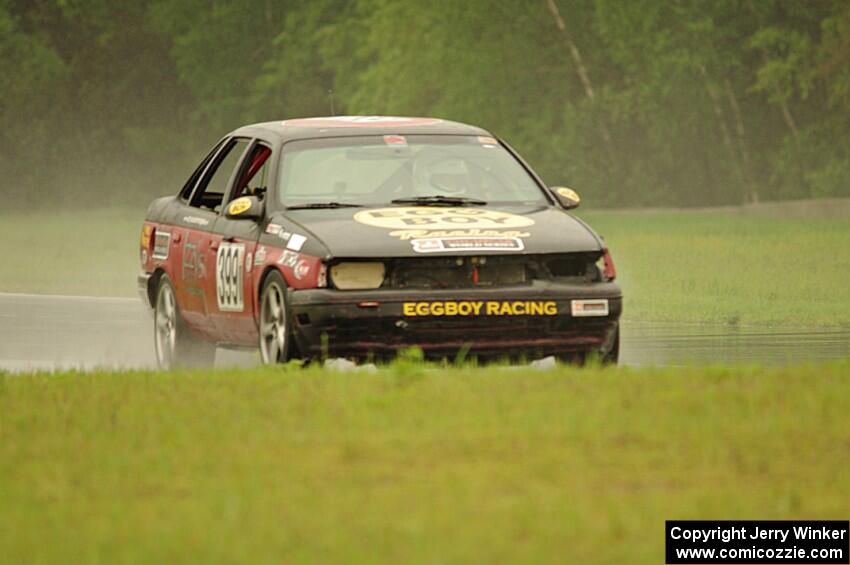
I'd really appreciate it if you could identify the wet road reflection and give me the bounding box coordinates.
[620,321,850,366]
[0,294,847,371]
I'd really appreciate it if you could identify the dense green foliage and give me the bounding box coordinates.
[2,1,850,208]
[1,363,848,563]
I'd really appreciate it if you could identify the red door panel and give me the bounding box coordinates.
[205,233,259,345]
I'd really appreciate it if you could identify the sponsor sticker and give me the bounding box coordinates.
[265,223,282,235]
[287,233,307,251]
[411,236,524,253]
[283,116,442,128]
[293,259,310,280]
[278,231,291,241]
[245,252,253,272]
[557,187,581,203]
[181,242,204,281]
[278,250,299,268]
[183,216,210,226]
[383,135,407,146]
[402,300,558,317]
[227,197,252,216]
[254,245,267,265]
[152,231,171,260]
[390,228,530,240]
[571,299,609,317]
[354,207,534,230]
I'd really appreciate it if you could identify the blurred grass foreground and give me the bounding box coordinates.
[1,362,848,563]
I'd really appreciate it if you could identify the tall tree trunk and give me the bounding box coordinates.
[778,98,800,139]
[724,78,759,204]
[747,0,800,140]
[699,65,741,183]
[544,0,614,153]
[546,0,596,101]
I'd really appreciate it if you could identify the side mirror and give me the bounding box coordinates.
[225,196,264,220]
[549,186,581,210]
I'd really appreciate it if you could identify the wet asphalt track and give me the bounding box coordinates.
[0,292,848,372]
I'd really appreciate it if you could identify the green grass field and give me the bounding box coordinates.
[1,208,849,326]
[0,208,144,297]
[581,211,850,327]
[1,363,848,563]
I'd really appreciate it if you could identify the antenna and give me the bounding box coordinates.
[328,89,335,116]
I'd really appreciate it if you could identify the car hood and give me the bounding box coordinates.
[276,204,603,259]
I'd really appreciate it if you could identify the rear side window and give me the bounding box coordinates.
[179,138,226,201]
[190,138,250,212]
[230,143,273,202]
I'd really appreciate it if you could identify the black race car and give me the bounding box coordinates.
[138,116,621,368]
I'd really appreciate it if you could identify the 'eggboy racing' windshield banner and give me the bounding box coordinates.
[665,521,849,564]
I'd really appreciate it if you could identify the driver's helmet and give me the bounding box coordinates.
[411,148,471,196]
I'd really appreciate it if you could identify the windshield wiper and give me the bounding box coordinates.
[285,202,363,210]
[390,195,488,206]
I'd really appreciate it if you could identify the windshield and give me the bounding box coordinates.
[277,135,547,206]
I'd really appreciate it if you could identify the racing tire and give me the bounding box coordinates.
[153,274,216,369]
[600,327,620,365]
[258,270,291,364]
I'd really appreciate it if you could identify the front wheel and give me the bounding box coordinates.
[258,270,291,364]
[154,274,215,369]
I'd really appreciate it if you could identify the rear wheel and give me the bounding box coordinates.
[600,327,620,365]
[259,270,291,364]
[154,274,215,369]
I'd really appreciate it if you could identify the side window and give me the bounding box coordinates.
[179,138,226,201]
[190,138,250,212]
[230,143,272,202]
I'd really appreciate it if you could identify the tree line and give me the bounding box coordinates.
[2,0,849,209]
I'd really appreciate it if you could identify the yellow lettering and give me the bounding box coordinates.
[404,300,555,318]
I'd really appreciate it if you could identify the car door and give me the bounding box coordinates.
[210,139,274,344]
[165,138,229,336]
[173,137,253,337]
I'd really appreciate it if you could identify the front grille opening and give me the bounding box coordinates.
[389,257,473,289]
[543,253,601,282]
[369,253,601,290]
[476,260,526,286]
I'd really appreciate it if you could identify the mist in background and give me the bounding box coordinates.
[2,0,849,210]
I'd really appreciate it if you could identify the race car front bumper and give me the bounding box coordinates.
[288,281,621,361]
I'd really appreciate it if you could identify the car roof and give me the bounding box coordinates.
[232,116,492,142]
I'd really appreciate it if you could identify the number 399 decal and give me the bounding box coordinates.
[216,242,245,312]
